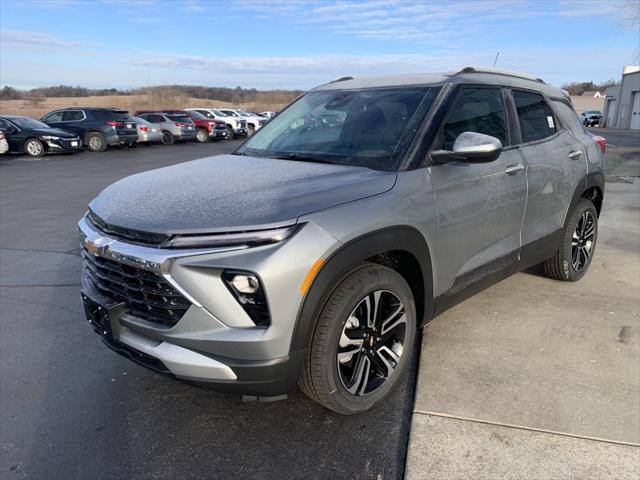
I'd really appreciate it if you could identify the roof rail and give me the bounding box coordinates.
[453,66,545,84]
[328,76,354,84]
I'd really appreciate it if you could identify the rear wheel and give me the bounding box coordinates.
[24,138,45,157]
[299,263,416,414]
[86,132,107,152]
[161,131,175,145]
[196,128,209,143]
[543,198,598,281]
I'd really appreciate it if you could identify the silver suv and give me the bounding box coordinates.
[79,67,605,414]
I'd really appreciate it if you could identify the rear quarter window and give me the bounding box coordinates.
[513,90,557,143]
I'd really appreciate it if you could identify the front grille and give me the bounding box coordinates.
[239,121,246,128]
[82,249,190,327]
[87,211,169,247]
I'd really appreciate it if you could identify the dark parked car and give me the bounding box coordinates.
[0,115,82,157]
[41,108,138,152]
[136,110,228,142]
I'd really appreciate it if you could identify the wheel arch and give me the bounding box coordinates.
[23,136,44,152]
[564,172,604,226]
[289,226,434,353]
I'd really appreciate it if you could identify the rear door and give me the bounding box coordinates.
[428,86,527,293]
[509,89,587,248]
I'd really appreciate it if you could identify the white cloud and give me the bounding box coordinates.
[0,29,92,49]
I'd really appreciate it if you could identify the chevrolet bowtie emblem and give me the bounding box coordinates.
[85,237,113,256]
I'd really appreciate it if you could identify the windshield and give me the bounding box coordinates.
[213,110,228,116]
[236,87,437,171]
[236,111,251,117]
[10,117,50,129]
[188,110,207,120]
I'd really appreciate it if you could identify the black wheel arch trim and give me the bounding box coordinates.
[289,226,435,353]
[564,172,604,225]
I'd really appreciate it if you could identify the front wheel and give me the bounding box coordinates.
[299,263,416,414]
[543,198,598,281]
[227,126,235,139]
[24,138,45,157]
[195,128,209,143]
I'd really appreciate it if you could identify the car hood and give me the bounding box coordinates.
[89,154,397,234]
[32,128,77,137]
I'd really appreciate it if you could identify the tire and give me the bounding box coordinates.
[196,128,209,143]
[161,131,175,145]
[247,125,256,137]
[24,138,45,157]
[299,263,417,415]
[86,132,107,152]
[542,198,598,282]
[227,126,235,139]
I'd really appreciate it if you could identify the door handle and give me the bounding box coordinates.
[568,150,583,160]
[504,163,525,175]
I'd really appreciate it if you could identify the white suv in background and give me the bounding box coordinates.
[219,108,268,136]
[187,108,248,138]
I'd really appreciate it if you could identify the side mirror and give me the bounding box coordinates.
[431,132,503,164]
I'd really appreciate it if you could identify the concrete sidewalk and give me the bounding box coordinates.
[405,181,640,479]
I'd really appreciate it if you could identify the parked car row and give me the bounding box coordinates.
[0,107,276,157]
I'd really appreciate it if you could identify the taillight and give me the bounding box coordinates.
[140,126,149,133]
[175,122,186,127]
[592,135,606,154]
[105,121,124,127]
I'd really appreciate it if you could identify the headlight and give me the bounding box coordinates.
[161,224,300,249]
[41,135,60,140]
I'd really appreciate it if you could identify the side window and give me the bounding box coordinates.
[62,110,84,121]
[442,87,509,150]
[0,119,11,129]
[43,111,64,123]
[513,91,557,143]
[551,100,585,136]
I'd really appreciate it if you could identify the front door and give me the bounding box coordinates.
[428,86,527,295]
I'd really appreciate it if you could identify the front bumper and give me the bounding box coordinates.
[77,215,337,395]
[210,129,229,140]
[45,137,83,153]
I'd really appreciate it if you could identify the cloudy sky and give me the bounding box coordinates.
[1,0,638,90]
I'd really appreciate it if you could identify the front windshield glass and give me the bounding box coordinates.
[236,87,437,171]
[236,111,251,117]
[213,109,227,116]
[188,111,207,120]
[11,117,50,129]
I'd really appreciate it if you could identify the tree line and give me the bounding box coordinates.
[560,79,620,96]
[0,84,303,103]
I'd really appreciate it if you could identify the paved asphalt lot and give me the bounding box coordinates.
[0,142,417,480]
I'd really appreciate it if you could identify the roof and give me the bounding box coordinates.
[311,66,565,98]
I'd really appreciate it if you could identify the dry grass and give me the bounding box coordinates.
[570,96,604,114]
[0,92,293,118]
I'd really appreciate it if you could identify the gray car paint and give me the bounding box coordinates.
[80,69,605,381]
[89,154,397,234]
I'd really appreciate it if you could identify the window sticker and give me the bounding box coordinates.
[547,115,555,129]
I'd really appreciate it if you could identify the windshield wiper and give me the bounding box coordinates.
[264,152,335,165]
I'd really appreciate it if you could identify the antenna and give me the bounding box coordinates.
[493,51,500,68]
